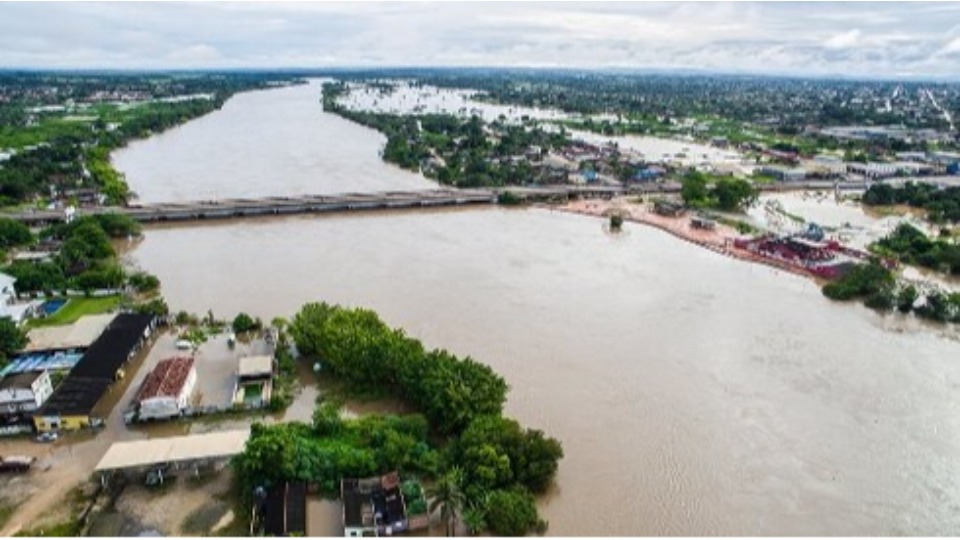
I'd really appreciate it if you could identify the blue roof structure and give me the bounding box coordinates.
[0,351,84,377]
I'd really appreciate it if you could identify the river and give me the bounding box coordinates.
[111,80,434,203]
[115,82,960,536]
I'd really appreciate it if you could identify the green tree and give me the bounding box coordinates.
[0,317,28,364]
[896,285,918,313]
[132,298,169,317]
[91,213,141,238]
[461,501,487,536]
[453,416,563,497]
[712,179,758,211]
[128,271,160,293]
[3,261,66,294]
[822,260,895,301]
[483,489,541,537]
[232,312,258,333]
[0,218,33,249]
[427,468,466,537]
[58,221,114,272]
[680,171,709,207]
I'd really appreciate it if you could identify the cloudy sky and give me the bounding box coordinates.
[2,2,960,78]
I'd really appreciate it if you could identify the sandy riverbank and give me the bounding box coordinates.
[554,197,822,281]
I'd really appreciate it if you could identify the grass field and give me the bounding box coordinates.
[28,295,122,328]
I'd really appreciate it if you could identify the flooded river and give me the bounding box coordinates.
[112,80,434,203]
[129,208,960,536]
[110,82,960,535]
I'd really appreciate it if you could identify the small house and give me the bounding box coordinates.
[233,355,274,408]
[0,370,54,416]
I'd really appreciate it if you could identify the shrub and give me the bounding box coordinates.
[128,271,160,293]
[483,489,541,537]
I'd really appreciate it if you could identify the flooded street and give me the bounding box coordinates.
[111,80,434,203]
[129,208,960,536]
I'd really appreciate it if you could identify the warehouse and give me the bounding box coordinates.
[135,356,197,421]
[34,313,157,432]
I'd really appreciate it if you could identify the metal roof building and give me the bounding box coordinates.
[94,429,251,473]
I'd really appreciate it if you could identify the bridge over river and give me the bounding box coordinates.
[2,181,866,225]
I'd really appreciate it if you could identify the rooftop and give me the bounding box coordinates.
[25,313,118,352]
[94,429,251,472]
[69,313,154,380]
[264,481,307,537]
[0,371,43,391]
[238,355,273,377]
[342,472,406,531]
[0,350,84,377]
[37,376,112,417]
[136,357,194,402]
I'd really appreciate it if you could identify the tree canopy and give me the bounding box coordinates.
[0,317,28,365]
[290,302,508,435]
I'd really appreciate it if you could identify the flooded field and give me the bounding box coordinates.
[568,128,749,170]
[337,80,575,123]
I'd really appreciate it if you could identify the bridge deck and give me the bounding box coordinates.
[1,182,863,225]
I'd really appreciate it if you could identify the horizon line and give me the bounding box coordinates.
[1,65,958,84]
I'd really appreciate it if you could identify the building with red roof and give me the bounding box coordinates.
[135,356,196,421]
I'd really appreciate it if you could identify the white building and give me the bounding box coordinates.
[0,272,36,325]
[846,162,898,179]
[759,165,807,182]
[0,371,54,415]
[135,356,197,421]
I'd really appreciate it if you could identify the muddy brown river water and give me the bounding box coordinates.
[107,81,960,535]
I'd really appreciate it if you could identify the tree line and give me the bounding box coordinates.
[862,182,960,224]
[235,302,564,536]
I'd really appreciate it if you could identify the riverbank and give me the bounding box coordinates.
[553,197,823,281]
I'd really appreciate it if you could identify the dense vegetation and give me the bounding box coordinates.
[1,213,157,294]
[680,171,758,211]
[234,302,563,535]
[862,182,960,224]
[821,259,960,322]
[822,260,896,302]
[290,302,508,435]
[0,317,28,366]
[322,82,569,188]
[234,409,439,495]
[872,223,960,275]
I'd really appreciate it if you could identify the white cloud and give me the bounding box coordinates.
[824,29,862,50]
[0,2,956,78]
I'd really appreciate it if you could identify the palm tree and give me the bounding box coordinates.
[461,501,487,537]
[427,467,466,536]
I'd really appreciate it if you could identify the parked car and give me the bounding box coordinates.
[0,455,36,473]
[35,432,58,443]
